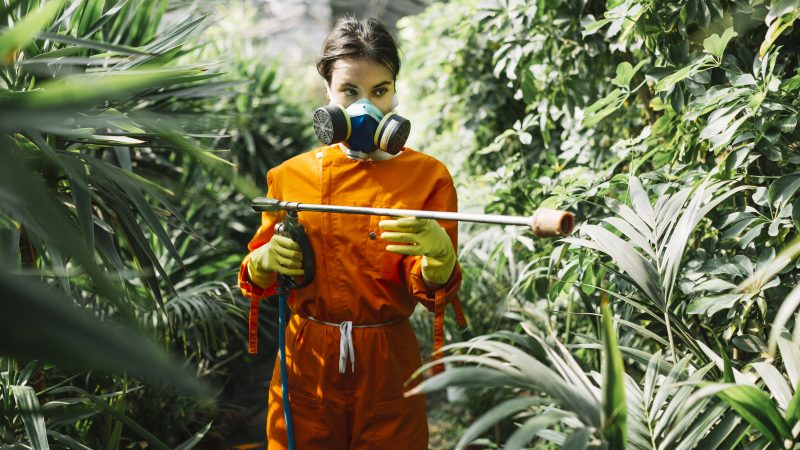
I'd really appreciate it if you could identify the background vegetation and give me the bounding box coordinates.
[401,0,800,448]
[2,0,800,448]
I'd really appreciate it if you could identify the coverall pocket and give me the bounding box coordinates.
[365,203,406,279]
[361,394,427,449]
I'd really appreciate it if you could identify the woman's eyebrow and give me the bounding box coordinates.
[341,81,392,89]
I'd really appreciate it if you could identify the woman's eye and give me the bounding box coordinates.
[374,88,388,96]
[344,89,358,97]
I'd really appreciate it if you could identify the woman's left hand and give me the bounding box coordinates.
[379,216,456,284]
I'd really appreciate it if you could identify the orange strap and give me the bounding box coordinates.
[431,290,469,375]
[248,297,261,354]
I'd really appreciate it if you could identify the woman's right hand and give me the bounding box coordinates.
[247,235,305,285]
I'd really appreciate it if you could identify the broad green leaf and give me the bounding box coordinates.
[703,27,738,61]
[611,61,645,88]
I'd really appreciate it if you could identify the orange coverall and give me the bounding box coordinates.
[238,145,467,450]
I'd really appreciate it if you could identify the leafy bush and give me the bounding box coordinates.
[400,0,800,448]
[0,0,312,447]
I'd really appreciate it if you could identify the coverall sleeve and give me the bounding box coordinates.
[238,170,285,299]
[402,180,462,312]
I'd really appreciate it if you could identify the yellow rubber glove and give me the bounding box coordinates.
[379,216,456,285]
[247,235,304,287]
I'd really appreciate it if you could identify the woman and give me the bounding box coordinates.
[238,16,465,450]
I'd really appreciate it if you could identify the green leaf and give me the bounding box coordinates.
[703,27,738,61]
[582,17,613,36]
[688,294,743,316]
[786,381,800,426]
[83,392,172,450]
[777,337,800,389]
[562,428,592,449]
[690,383,792,445]
[732,335,767,354]
[751,362,792,411]
[611,61,643,88]
[582,88,628,127]
[456,396,547,450]
[505,412,569,450]
[718,339,735,383]
[0,68,214,129]
[760,8,800,57]
[581,224,662,305]
[766,0,800,25]
[655,53,718,94]
[601,295,627,447]
[173,422,212,450]
[10,385,50,450]
[628,176,655,229]
[0,0,65,60]
[765,256,800,354]
[782,74,800,92]
[768,173,800,212]
[36,31,150,55]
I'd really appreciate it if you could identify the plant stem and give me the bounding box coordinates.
[665,308,676,365]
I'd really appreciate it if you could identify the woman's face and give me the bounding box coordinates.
[328,58,395,115]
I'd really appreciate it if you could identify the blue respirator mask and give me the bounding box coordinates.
[313,97,411,155]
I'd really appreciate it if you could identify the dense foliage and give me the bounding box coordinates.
[400,0,800,448]
[4,0,800,448]
[1,0,310,447]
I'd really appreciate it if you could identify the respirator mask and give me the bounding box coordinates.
[313,86,411,155]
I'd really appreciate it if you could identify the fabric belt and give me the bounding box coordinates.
[305,316,400,373]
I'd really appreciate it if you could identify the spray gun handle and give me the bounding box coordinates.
[275,211,315,290]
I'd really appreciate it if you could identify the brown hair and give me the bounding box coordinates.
[316,16,401,83]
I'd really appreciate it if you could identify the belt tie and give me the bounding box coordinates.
[339,321,354,373]
[307,316,398,374]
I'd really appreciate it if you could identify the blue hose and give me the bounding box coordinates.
[278,290,296,450]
